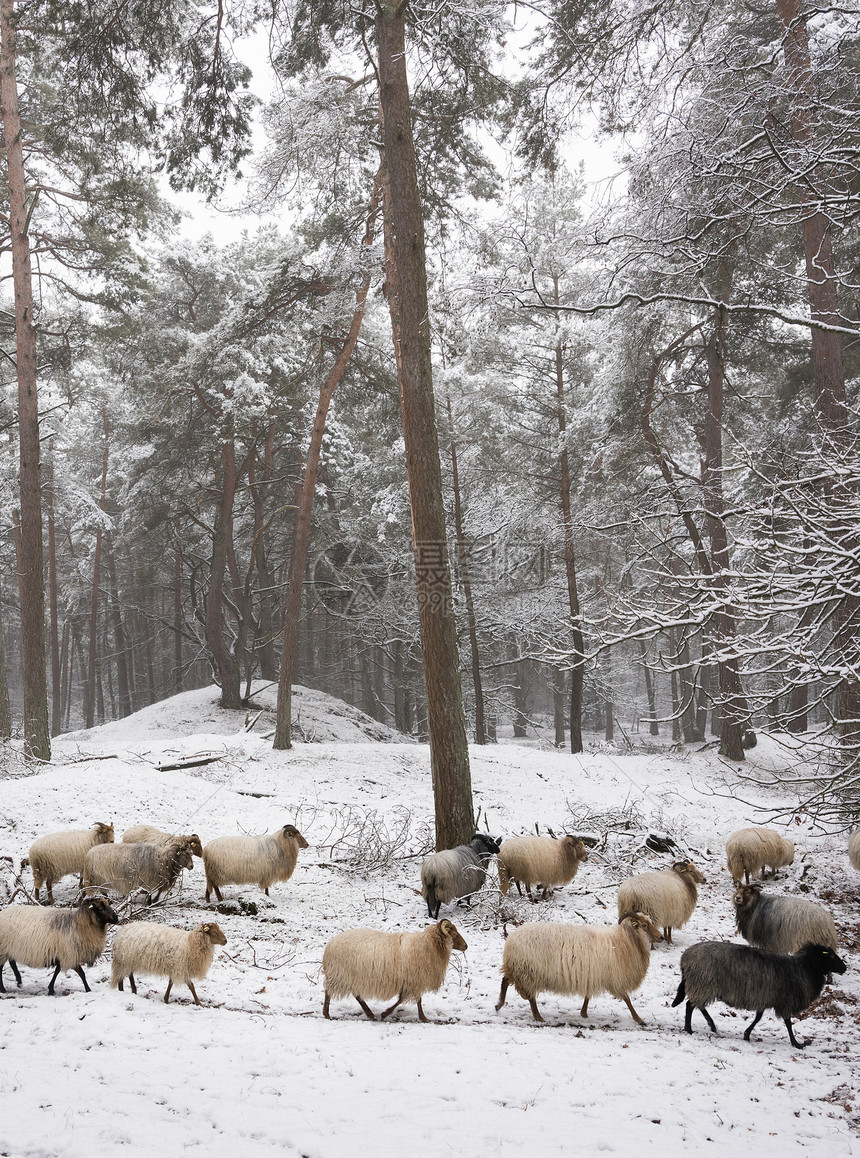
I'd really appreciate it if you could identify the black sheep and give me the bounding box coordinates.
[672,940,846,1048]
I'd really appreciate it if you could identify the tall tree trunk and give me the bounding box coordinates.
[376,6,473,850]
[703,285,746,760]
[206,438,242,708]
[1,0,50,759]
[274,171,382,748]
[173,541,184,695]
[553,666,566,746]
[85,408,110,728]
[776,0,860,743]
[105,534,131,717]
[553,283,585,753]
[251,421,278,681]
[513,651,528,738]
[446,394,485,743]
[46,456,61,736]
[0,571,11,738]
[639,639,659,735]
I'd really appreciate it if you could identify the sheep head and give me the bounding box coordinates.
[184,834,204,858]
[93,822,115,843]
[563,836,589,863]
[673,861,706,884]
[619,911,663,945]
[200,922,228,947]
[82,895,119,927]
[438,919,468,953]
[283,824,309,849]
[733,883,762,914]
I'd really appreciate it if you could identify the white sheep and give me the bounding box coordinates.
[497,835,589,901]
[29,822,114,904]
[202,823,308,902]
[725,827,795,885]
[84,839,194,903]
[122,826,204,858]
[616,861,706,944]
[110,920,227,1005]
[322,918,468,1022]
[495,910,664,1024]
[848,831,860,871]
[0,895,119,994]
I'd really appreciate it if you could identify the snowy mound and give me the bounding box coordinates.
[61,682,405,745]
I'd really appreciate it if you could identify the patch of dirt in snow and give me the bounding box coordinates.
[1,692,860,1156]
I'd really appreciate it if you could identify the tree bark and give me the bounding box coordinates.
[702,288,746,761]
[446,394,485,743]
[0,570,11,738]
[274,172,381,748]
[376,3,473,849]
[206,437,243,708]
[553,283,585,753]
[1,0,50,759]
[46,455,61,736]
[85,408,110,728]
[639,639,659,735]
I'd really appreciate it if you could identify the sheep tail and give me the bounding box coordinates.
[671,979,686,1007]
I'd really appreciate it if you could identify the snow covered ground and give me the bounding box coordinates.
[1,684,858,1157]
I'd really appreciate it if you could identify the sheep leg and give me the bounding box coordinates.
[187,982,201,1006]
[700,1005,717,1033]
[783,1018,804,1049]
[495,977,509,1011]
[622,994,645,1025]
[526,885,535,903]
[663,927,673,945]
[71,963,90,991]
[129,972,137,994]
[164,980,173,1004]
[48,960,62,995]
[580,997,589,1018]
[323,993,332,1019]
[743,1010,764,1041]
[684,1002,695,1033]
[381,994,404,1020]
[355,996,376,1020]
[264,888,270,896]
[46,885,54,905]
[528,997,544,1023]
[9,959,22,987]
[415,998,430,1024]
[514,881,523,897]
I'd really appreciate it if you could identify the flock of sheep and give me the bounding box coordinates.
[0,818,854,1049]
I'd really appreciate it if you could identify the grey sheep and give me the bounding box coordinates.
[673,940,846,1048]
[421,833,501,919]
[0,895,118,994]
[111,920,227,1005]
[29,822,114,904]
[84,838,194,903]
[496,911,664,1024]
[497,835,589,902]
[725,827,795,886]
[322,919,468,1022]
[122,825,204,859]
[849,831,860,871]
[733,883,838,953]
[617,861,706,945]
[203,823,308,902]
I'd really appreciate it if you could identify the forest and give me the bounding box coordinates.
[1,0,859,827]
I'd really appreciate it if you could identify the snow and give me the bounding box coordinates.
[1,684,858,1157]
